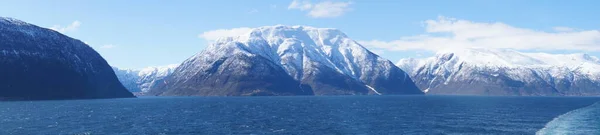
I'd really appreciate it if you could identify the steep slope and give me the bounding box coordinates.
[113,64,178,93]
[152,25,422,96]
[397,48,600,96]
[0,17,134,100]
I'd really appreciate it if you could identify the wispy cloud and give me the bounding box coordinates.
[50,20,81,33]
[288,0,313,11]
[247,9,259,14]
[358,16,600,52]
[198,27,253,41]
[288,0,353,18]
[368,49,385,55]
[553,26,575,32]
[99,44,116,49]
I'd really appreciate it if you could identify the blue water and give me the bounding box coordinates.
[0,96,598,135]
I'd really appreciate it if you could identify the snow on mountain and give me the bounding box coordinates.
[0,17,134,100]
[397,48,600,96]
[113,64,178,93]
[153,25,422,96]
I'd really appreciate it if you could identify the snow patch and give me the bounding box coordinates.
[365,85,381,95]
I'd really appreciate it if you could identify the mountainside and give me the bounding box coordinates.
[113,64,178,94]
[151,25,422,96]
[0,17,134,100]
[397,48,600,96]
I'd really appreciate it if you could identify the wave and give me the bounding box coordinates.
[536,101,600,135]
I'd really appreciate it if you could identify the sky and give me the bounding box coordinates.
[1,0,599,69]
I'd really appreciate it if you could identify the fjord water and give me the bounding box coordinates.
[0,96,598,134]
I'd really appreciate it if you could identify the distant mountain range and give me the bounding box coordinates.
[113,65,177,94]
[0,17,134,100]
[397,48,600,96]
[9,16,600,98]
[144,25,423,96]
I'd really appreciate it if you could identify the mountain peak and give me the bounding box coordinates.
[138,64,179,77]
[429,48,600,68]
[435,48,529,60]
[215,25,349,47]
[254,25,346,37]
[253,25,342,34]
[206,25,374,80]
[0,17,31,26]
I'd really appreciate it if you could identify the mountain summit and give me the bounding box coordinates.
[151,25,423,96]
[397,48,600,96]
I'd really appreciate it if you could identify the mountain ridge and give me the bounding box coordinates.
[397,48,600,96]
[113,64,178,94]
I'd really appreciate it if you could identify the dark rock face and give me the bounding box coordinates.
[360,60,423,95]
[0,17,134,100]
[299,64,368,95]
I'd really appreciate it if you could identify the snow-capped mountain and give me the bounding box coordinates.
[113,64,178,93]
[151,25,422,96]
[397,48,600,96]
[0,17,134,100]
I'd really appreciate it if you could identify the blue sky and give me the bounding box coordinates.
[1,0,599,68]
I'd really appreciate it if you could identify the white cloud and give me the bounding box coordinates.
[416,53,423,57]
[99,44,116,49]
[368,49,385,55]
[50,20,81,33]
[358,16,600,52]
[288,0,313,11]
[248,9,259,14]
[309,1,353,18]
[198,27,253,41]
[288,0,352,18]
[553,26,575,32]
